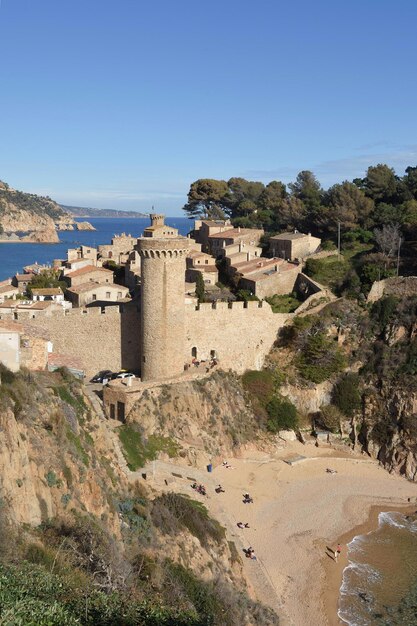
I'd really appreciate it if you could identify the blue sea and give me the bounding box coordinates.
[339,511,417,625]
[0,216,193,280]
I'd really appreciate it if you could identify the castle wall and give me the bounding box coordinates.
[0,307,141,379]
[185,300,290,372]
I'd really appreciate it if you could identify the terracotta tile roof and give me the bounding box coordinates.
[0,285,18,294]
[65,265,113,278]
[14,273,34,281]
[270,232,310,240]
[31,288,63,296]
[67,281,128,294]
[48,353,85,371]
[208,228,263,239]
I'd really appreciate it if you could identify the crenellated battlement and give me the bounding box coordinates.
[191,299,270,312]
[137,236,190,260]
[0,305,138,322]
[138,247,189,259]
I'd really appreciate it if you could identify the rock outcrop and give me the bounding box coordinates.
[0,179,74,242]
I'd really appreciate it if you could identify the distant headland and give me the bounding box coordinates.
[63,205,148,219]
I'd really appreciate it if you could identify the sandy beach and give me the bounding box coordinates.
[199,441,417,626]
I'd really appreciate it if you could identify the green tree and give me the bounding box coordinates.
[27,270,66,297]
[363,164,397,203]
[195,271,205,303]
[182,179,229,219]
[323,181,374,231]
[288,170,323,230]
[225,177,265,217]
[332,373,361,417]
[404,166,417,199]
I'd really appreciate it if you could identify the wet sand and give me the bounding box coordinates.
[205,442,417,626]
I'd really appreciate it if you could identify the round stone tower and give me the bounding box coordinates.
[137,236,190,382]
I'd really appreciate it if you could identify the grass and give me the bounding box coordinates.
[305,242,374,291]
[118,426,180,470]
[265,293,302,313]
[305,255,349,289]
[53,385,87,417]
[66,428,89,466]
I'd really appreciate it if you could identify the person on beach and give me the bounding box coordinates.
[334,544,341,561]
[237,522,250,529]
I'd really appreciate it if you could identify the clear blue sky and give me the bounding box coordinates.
[1,0,417,215]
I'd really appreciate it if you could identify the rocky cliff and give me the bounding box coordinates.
[0,179,73,242]
[0,367,277,625]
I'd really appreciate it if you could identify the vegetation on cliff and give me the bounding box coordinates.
[0,368,278,625]
[0,179,69,223]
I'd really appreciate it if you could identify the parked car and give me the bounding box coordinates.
[116,372,135,379]
[91,370,113,383]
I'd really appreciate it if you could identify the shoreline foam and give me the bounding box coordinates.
[322,503,417,626]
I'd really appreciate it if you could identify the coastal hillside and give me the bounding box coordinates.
[0,180,71,235]
[63,204,148,218]
[0,366,277,626]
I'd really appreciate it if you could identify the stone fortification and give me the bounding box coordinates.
[367,276,417,303]
[137,237,190,381]
[0,306,141,378]
[185,300,290,371]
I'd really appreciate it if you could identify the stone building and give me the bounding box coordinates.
[236,259,301,299]
[63,265,114,288]
[269,231,321,261]
[0,282,19,302]
[12,273,34,293]
[66,282,130,308]
[143,214,178,238]
[185,251,218,286]
[192,219,232,252]
[67,245,98,265]
[98,234,137,265]
[208,227,264,257]
[31,287,64,303]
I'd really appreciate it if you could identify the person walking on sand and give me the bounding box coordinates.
[335,544,342,561]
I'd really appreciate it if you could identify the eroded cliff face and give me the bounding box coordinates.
[126,372,263,465]
[0,372,124,531]
[357,385,417,481]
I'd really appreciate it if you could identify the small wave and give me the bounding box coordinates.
[379,511,417,533]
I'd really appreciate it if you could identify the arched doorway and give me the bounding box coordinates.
[192,347,197,358]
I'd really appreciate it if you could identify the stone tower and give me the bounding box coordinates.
[137,232,190,382]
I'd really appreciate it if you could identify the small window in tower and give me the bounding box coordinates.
[191,347,197,358]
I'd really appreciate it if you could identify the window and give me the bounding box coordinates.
[92,294,97,301]
[106,292,111,298]
[192,346,197,358]
[117,292,122,299]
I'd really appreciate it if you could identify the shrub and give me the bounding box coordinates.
[45,471,58,487]
[241,370,275,407]
[371,295,398,331]
[297,332,346,383]
[152,493,225,547]
[318,404,343,433]
[266,396,298,432]
[332,373,361,417]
